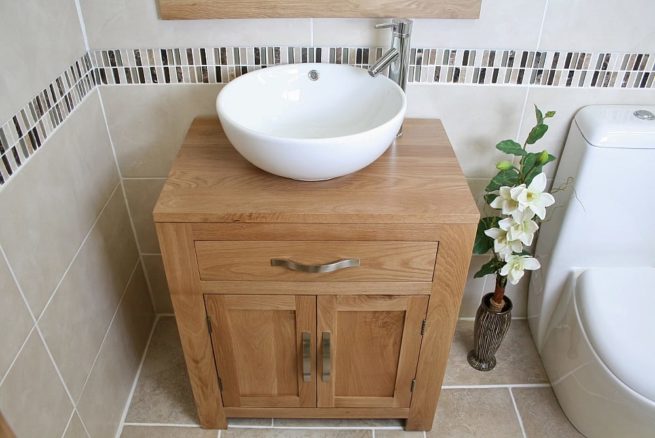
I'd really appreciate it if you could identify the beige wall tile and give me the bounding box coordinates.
[0,250,33,378]
[512,387,583,437]
[460,255,488,318]
[223,431,371,438]
[121,426,216,437]
[0,332,73,437]
[39,187,139,400]
[80,0,311,48]
[540,0,655,52]
[412,0,546,49]
[143,254,172,313]
[405,84,527,178]
[518,88,655,177]
[0,0,86,122]
[101,85,222,178]
[126,317,198,425]
[0,93,119,316]
[428,388,523,437]
[77,265,155,437]
[444,320,547,385]
[124,178,166,253]
[63,412,89,438]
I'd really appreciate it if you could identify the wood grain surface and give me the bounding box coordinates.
[153,118,479,225]
[157,0,481,19]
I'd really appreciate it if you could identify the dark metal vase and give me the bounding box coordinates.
[467,292,513,371]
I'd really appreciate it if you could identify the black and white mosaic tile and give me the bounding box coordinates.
[1,46,654,187]
[0,53,95,186]
[91,47,655,88]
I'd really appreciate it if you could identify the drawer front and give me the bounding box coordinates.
[195,241,438,282]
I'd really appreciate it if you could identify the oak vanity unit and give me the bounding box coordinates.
[154,117,479,431]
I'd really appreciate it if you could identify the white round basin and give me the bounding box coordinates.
[216,63,407,181]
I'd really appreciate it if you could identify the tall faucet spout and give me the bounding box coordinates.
[367,48,399,77]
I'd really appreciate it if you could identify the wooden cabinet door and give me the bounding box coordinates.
[317,295,429,408]
[205,295,316,408]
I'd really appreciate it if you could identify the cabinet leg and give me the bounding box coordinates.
[171,294,227,429]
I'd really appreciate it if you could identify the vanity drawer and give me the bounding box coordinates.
[195,241,438,282]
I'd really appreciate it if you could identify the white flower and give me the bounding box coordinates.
[500,254,541,285]
[499,209,539,246]
[515,173,555,220]
[484,227,523,258]
[490,186,521,215]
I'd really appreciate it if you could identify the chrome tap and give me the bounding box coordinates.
[368,18,413,92]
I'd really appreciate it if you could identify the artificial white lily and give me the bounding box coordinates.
[490,186,520,215]
[499,208,539,246]
[484,227,523,258]
[500,254,541,285]
[516,172,555,220]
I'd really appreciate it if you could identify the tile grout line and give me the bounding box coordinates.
[95,88,158,313]
[75,260,142,402]
[33,181,123,322]
[116,314,162,438]
[509,387,528,438]
[73,0,90,52]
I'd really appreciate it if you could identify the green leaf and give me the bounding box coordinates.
[496,139,526,156]
[544,111,556,118]
[474,257,504,278]
[484,193,497,205]
[473,217,500,255]
[485,168,519,192]
[540,153,556,165]
[535,105,544,125]
[524,165,544,185]
[526,123,549,144]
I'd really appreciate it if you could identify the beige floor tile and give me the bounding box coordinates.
[223,430,372,438]
[375,431,425,437]
[444,320,547,385]
[126,317,198,424]
[512,387,583,437]
[121,425,216,437]
[274,418,402,428]
[428,388,522,437]
[229,418,273,427]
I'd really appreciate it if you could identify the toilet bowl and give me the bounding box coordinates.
[527,105,655,437]
[541,267,655,438]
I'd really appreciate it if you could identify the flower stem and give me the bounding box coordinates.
[490,275,507,312]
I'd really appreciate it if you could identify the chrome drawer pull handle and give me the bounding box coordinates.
[271,258,360,273]
[302,332,311,382]
[322,332,331,382]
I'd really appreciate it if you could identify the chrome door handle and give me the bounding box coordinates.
[302,332,311,382]
[271,258,360,273]
[322,332,331,382]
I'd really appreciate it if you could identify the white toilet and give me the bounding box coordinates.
[528,105,655,437]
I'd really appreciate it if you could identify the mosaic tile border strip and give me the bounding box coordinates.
[0,53,95,186]
[2,46,654,187]
[92,47,655,89]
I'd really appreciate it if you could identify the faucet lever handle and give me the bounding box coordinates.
[375,22,396,30]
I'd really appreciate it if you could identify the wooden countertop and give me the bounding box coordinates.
[153,118,479,224]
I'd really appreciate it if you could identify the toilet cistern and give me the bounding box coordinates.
[368,18,412,135]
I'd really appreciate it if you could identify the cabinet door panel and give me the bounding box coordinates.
[317,295,428,408]
[205,295,316,408]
